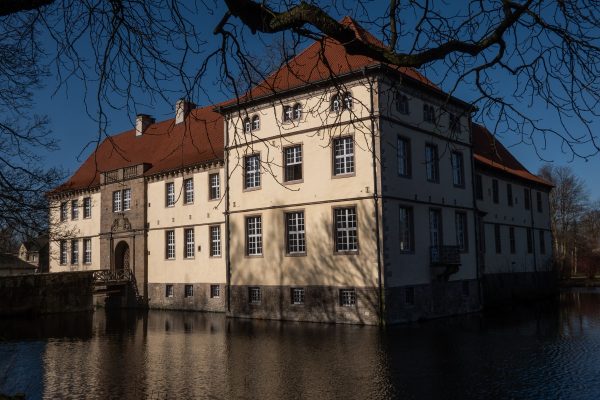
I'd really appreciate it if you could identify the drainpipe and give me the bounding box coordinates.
[224,114,232,314]
[366,71,384,325]
[467,117,483,310]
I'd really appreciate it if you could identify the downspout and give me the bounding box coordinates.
[467,117,483,310]
[224,114,232,314]
[366,71,385,325]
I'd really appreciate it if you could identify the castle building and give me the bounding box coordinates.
[48,18,553,324]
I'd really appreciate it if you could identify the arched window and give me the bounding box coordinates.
[423,104,436,123]
[343,92,353,110]
[293,103,302,120]
[396,92,409,115]
[244,117,251,133]
[331,94,341,112]
[252,115,260,131]
[283,106,293,122]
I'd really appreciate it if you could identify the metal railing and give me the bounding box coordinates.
[92,268,133,285]
[430,245,461,266]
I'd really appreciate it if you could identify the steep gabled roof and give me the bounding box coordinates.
[54,105,223,194]
[472,124,553,188]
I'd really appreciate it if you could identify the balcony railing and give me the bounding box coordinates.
[429,245,461,266]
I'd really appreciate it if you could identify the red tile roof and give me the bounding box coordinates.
[53,105,223,193]
[472,124,553,188]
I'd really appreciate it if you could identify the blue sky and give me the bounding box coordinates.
[31,2,600,200]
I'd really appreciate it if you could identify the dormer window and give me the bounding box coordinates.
[252,115,260,131]
[423,104,436,123]
[396,92,409,115]
[331,92,352,113]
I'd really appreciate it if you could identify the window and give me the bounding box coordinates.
[244,117,251,134]
[286,211,306,254]
[509,227,516,254]
[396,92,409,114]
[537,192,543,212]
[252,115,260,131]
[397,137,411,177]
[184,228,195,259]
[83,238,92,264]
[166,230,175,259]
[211,285,220,298]
[524,188,531,210]
[246,216,262,256]
[423,104,436,123]
[405,287,415,305]
[507,184,513,207]
[184,178,194,204]
[449,113,461,133]
[331,94,341,112]
[210,225,221,257]
[184,285,194,298]
[71,200,79,220]
[527,228,533,253]
[60,202,68,222]
[398,206,413,252]
[59,240,67,265]
[339,289,356,306]
[166,182,175,207]
[539,230,546,254]
[451,152,464,187]
[293,103,302,120]
[425,144,439,182]
[343,92,353,110]
[83,197,91,218]
[492,179,499,204]
[166,284,174,298]
[291,288,305,305]
[494,224,502,254]
[112,191,122,212]
[71,239,79,265]
[283,105,293,122]
[244,154,261,189]
[429,209,442,248]
[455,212,468,252]
[331,92,352,112]
[334,207,358,253]
[333,137,354,176]
[249,287,261,304]
[123,188,131,210]
[209,173,220,200]
[475,175,483,200]
[284,145,303,182]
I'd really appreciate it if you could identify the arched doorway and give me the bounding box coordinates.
[114,241,130,272]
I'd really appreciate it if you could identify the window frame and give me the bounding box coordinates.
[83,197,92,219]
[83,238,92,264]
[397,136,412,178]
[165,230,176,260]
[395,92,409,115]
[455,212,468,253]
[283,144,303,183]
[245,215,263,257]
[429,208,443,249]
[210,284,220,298]
[451,151,465,188]
[333,206,359,254]
[251,115,260,131]
[112,190,122,213]
[425,143,439,183]
[208,173,220,200]
[494,224,502,254]
[165,284,174,298]
[339,288,357,307]
[423,104,436,123]
[166,182,176,207]
[249,287,261,304]
[71,200,79,220]
[398,205,414,253]
[70,239,79,265]
[183,178,194,205]
[60,202,68,222]
[184,228,195,259]
[285,210,306,256]
[209,225,222,258]
[59,240,68,265]
[184,284,194,298]
[291,287,305,305]
[243,153,261,190]
[332,136,355,177]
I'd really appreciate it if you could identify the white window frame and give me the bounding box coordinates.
[244,154,261,189]
[184,228,195,259]
[397,136,411,177]
[166,182,175,207]
[184,284,194,298]
[284,145,303,182]
[246,216,262,256]
[339,289,356,306]
[70,239,79,265]
[123,188,131,210]
[283,105,293,122]
[210,225,221,257]
[286,211,306,254]
[455,212,468,252]
[252,115,260,131]
[399,206,413,252]
[244,117,251,134]
[166,230,175,259]
[71,200,79,220]
[60,202,68,222]
[184,178,194,204]
[334,207,358,253]
[293,103,302,120]
[249,287,261,304]
[112,190,122,212]
[209,173,220,200]
[166,284,174,298]
[451,151,465,187]
[211,284,220,298]
[83,238,92,264]
[429,209,442,248]
[333,137,354,176]
[425,144,439,182]
[83,197,91,219]
[59,240,67,265]
[291,288,305,305]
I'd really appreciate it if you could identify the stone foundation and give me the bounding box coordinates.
[482,271,557,308]
[385,280,481,324]
[228,285,380,325]
[147,282,226,312]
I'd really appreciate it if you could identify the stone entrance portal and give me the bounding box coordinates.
[114,241,130,272]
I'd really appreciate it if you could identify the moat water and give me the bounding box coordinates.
[1,289,600,399]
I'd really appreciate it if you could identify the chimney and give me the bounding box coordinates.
[175,99,196,124]
[135,114,155,136]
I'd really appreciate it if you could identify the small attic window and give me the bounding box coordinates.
[395,92,409,115]
[244,117,251,133]
[252,115,260,131]
[331,92,352,113]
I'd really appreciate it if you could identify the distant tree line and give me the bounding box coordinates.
[539,165,600,278]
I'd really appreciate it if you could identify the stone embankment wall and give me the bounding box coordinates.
[0,271,94,316]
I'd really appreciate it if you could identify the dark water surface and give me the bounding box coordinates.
[1,289,600,399]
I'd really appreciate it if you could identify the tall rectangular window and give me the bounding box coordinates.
[539,230,546,254]
[524,188,531,210]
[70,239,79,265]
[284,145,303,182]
[425,144,439,182]
[286,211,306,254]
[455,212,468,252]
[475,175,483,200]
[494,224,502,254]
[210,225,221,257]
[211,285,220,298]
[123,189,131,210]
[166,284,174,298]
[166,182,175,207]
[537,192,543,212]
[249,287,261,304]
[398,206,413,252]
[507,184,513,207]
[184,285,194,298]
[83,197,91,218]
[509,227,516,254]
[492,179,499,204]
[59,240,67,265]
[60,202,68,222]
[429,209,442,248]
[291,288,305,305]
[527,228,533,253]
[209,173,220,200]
[83,238,92,264]
[339,289,357,306]
[71,200,79,220]
[244,154,261,189]
[184,228,195,259]
[397,136,411,177]
[246,216,262,256]
[334,207,358,252]
[333,137,354,176]
[112,191,122,212]
[451,152,464,187]
[184,178,194,204]
[166,230,175,259]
